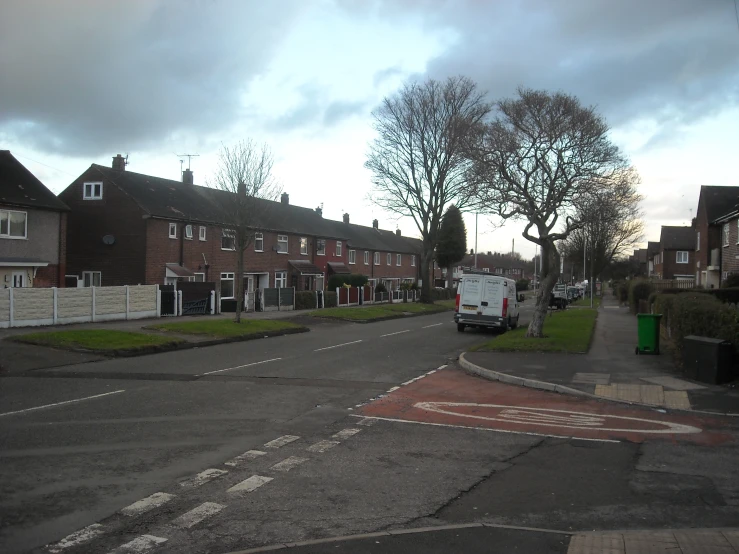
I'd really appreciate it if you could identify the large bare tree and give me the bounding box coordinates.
[463,88,636,337]
[211,140,281,323]
[365,76,491,302]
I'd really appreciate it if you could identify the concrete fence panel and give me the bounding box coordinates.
[57,288,93,323]
[95,286,127,317]
[13,288,54,325]
[0,289,10,324]
[129,285,157,313]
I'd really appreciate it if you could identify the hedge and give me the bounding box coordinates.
[324,291,337,308]
[723,274,739,288]
[628,279,654,314]
[516,279,529,291]
[327,274,369,290]
[295,291,317,310]
[648,287,739,306]
[431,288,455,301]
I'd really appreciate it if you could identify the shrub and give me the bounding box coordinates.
[327,275,345,291]
[375,282,388,293]
[431,288,454,301]
[410,282,419,291]
[617,282,629,304]
[295,291,317,310]
[666,293,739,358]
[324,291,337,308]
[628,279,654,314]
[516,279,530,291]
[723,274,739,288]
[346,274,369,288]
[327,274,369,290]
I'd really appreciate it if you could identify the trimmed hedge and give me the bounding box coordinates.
[375,282,388,293]
[723,274,739,288]
[431,288,455,301]
[516,279,530,291]
[324,291,337,308]
[628,279,654,314]
[295,291,317,310]
[328,274,369,290]
[648,287,739,306]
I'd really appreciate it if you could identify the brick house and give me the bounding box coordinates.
[693,185,739,288]
[646,241,660,277]
[449,252,525,286]
[0,151,69,288]
[653,226,695,280]
[711,208,739,283]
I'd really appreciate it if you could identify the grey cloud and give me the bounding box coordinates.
[267,85,369,131]
[0,0,306,156]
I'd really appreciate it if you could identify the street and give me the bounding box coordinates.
[1,305,738,554]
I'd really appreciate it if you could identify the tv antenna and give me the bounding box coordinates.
[176,153,199,170]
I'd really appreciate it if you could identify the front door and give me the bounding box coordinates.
[12,271,25,288]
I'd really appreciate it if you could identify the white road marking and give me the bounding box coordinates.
[414,402,702,435]
[108,534,167,553]
[422,323,443,328]
[387,386,400,392]
[224,450,267,467]
[355,417,377,427]
[270,456,309,472]
[380,329,411,337]
[1,390,125,418]
[120,492,175,517]
[227,475,273,494]
[171,502,226,529]
[47,524,105,553]
[314,340,363,352]
[332,428,361,440]
[306,440,340,453]
[199,357,282,376]
[264,435,300,448]
[179,468,228,488]
[349,414,620,443]
[436,364,447,370]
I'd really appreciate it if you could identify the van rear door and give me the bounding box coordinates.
[480,277,503,318]
[458,276,482,316]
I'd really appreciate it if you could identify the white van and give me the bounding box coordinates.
[454,272,522,332]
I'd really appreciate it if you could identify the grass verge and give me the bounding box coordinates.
[10,330,183,352]
[471,308,598,353]
[571,296,601,308]
[308,301,450,321]
[146,318,303,338]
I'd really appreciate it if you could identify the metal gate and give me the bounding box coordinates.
[160,285,176,316]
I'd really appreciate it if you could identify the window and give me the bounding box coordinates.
[349,250,356,264]
[364,251,369,265]
[374,252,380,265]
[336,241,342,256]
[317,239,326,255]
[387,253,391,265]
[723,224,730,247]
[0,209,27,239]
[411,255,416,267]
[194,273,205,282]
[483,267,490,272]
[396,254,402,266]
[676,251,689,264]
[221,229,235,250]
[275,271,287,288]
[82,271,101,287]
[199,226,206,241]
[254,232,264,252]
[185,225,193,239]
[169,223,177,239]
[300,237,308,255]
[220,272,235,298]
[83,181,103,200]
[277,235,288,253]
[696,231,700,251]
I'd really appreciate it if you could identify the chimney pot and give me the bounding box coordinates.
[315,206,323,217]
[396,228,401,236]
[281,192,289,205]
[343,213,350,224]
[372,219,378,229]
[112,154,126,171]
[182,168,194,185]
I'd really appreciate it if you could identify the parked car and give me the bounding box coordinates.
[550,284,568,310]
[454,272,522,333]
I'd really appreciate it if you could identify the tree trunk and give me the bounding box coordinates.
[420,249,434,304]
[235,244,244,323]
[526,240,560,338]
[446,265,452,289]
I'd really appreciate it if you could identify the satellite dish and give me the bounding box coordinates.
[102,235,115,245]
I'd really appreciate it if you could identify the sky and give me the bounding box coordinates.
[2,0,738,260]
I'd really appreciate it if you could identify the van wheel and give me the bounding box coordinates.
[510,316,518,330]
[457,323,465,333]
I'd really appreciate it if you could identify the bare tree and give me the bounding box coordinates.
[211,140,281,323]
[365,76,491,302]
[463,88,636,337]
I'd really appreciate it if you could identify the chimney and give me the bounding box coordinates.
[372,219,378,229]
[281,192,289,205]
[315,206,323,217]
[237,181,245,196]
[396,228,401,236]
[112,154,126,171]
[343,213,350,224]
[182,168,194,185]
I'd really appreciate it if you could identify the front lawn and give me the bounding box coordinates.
[571,296,601,308]
[308,301,450,321]
[9,330,183,352]
[471,308,598,353]
[146,318,304,338]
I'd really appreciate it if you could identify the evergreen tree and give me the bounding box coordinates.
[436,205,467,287]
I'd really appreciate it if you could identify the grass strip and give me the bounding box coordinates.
[571,296,601,308]
[146,319,303,337]
[308,301,450,321]
[10,330,183,352]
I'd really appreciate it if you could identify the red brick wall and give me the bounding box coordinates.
[661,249,695,280]
[721,217,739,280]
[33,264,60,287]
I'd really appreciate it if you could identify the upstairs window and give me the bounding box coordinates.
[349,250,356,264]
[364,251,369,265]
[696,231,700,251]
[317,239,326,255]
[411,255,416,267]
[254,232,264,252]
[185,225,193,239]
[724,224,730,247]
[0,209,27,239]
[676,251,689,264]
[336,241,342,256]
[396,254,402,266]
[387,253,391,265]
[169,223,177,239]
[83,182,103,200]
[374,252,380,265]
[277,235,288,253]
[199,226,206,241]
[221,229,236,250]
[300,237,308,255]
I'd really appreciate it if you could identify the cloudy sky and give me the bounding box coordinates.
[2,0,738,259]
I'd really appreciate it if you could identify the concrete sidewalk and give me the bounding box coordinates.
[462,293,739,415]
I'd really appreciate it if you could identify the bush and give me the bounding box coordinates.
[375,282,388,293]
[516,279,529,291]
[324,291,337,308]
[628,279,654,314]
[327,275,346,290]
[346,274,368,287]
[666,293,738,359]
[616,282,628,304]
[295,291,317,310]
[723,274,739,288]
[431,288,454,301]
[328,274,369,290]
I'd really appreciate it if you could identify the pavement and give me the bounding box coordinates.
[462,293,739,415]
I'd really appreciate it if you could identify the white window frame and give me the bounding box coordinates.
[317,239,326,256]
[387,253,391,266]
[169,222,177,239]
[194,272,205,282]
[83,181,103,200]
[221,229,236,251]
[184,224,193,240]
[723,223,730,247]
[483,267,490,273]
[199,226,206,241]
[396,254,402,266]
[349,250,356,264]
[254,232,264,252]
[374,252,380,265]
[364,251,369,265]
[676,251,689,264]
[82,271,101,287]
[220,272,235,299]
[300,237,308,255]
[275,271,287,288]
[277,235,288,254]
[0,209,27,239]
[411,255,416,267]
[336,241,342,256]
[696,231,700,251]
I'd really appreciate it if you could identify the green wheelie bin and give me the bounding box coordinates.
[636,313,662,355]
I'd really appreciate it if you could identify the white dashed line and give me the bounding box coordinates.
[1,390,125,418]
[436,364,447,370]
[120,492,175,517]
[199,358,282,376]
[47,524,105,553]
[270,456,309,472]
[422,323,443,328]
[355,417,377,427]
[380,329,410,337]
[227,475,273,494]
[171,502,226,529]
[224,450,267,467]
[264,435,300,448]
[332,428,361,440]
[179,468,228,489]
[387,386,400,393]
[306,440,340,453]
[314,340,363,352]
[108,534,167,553]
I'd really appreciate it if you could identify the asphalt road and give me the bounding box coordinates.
[2,302,737,554]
